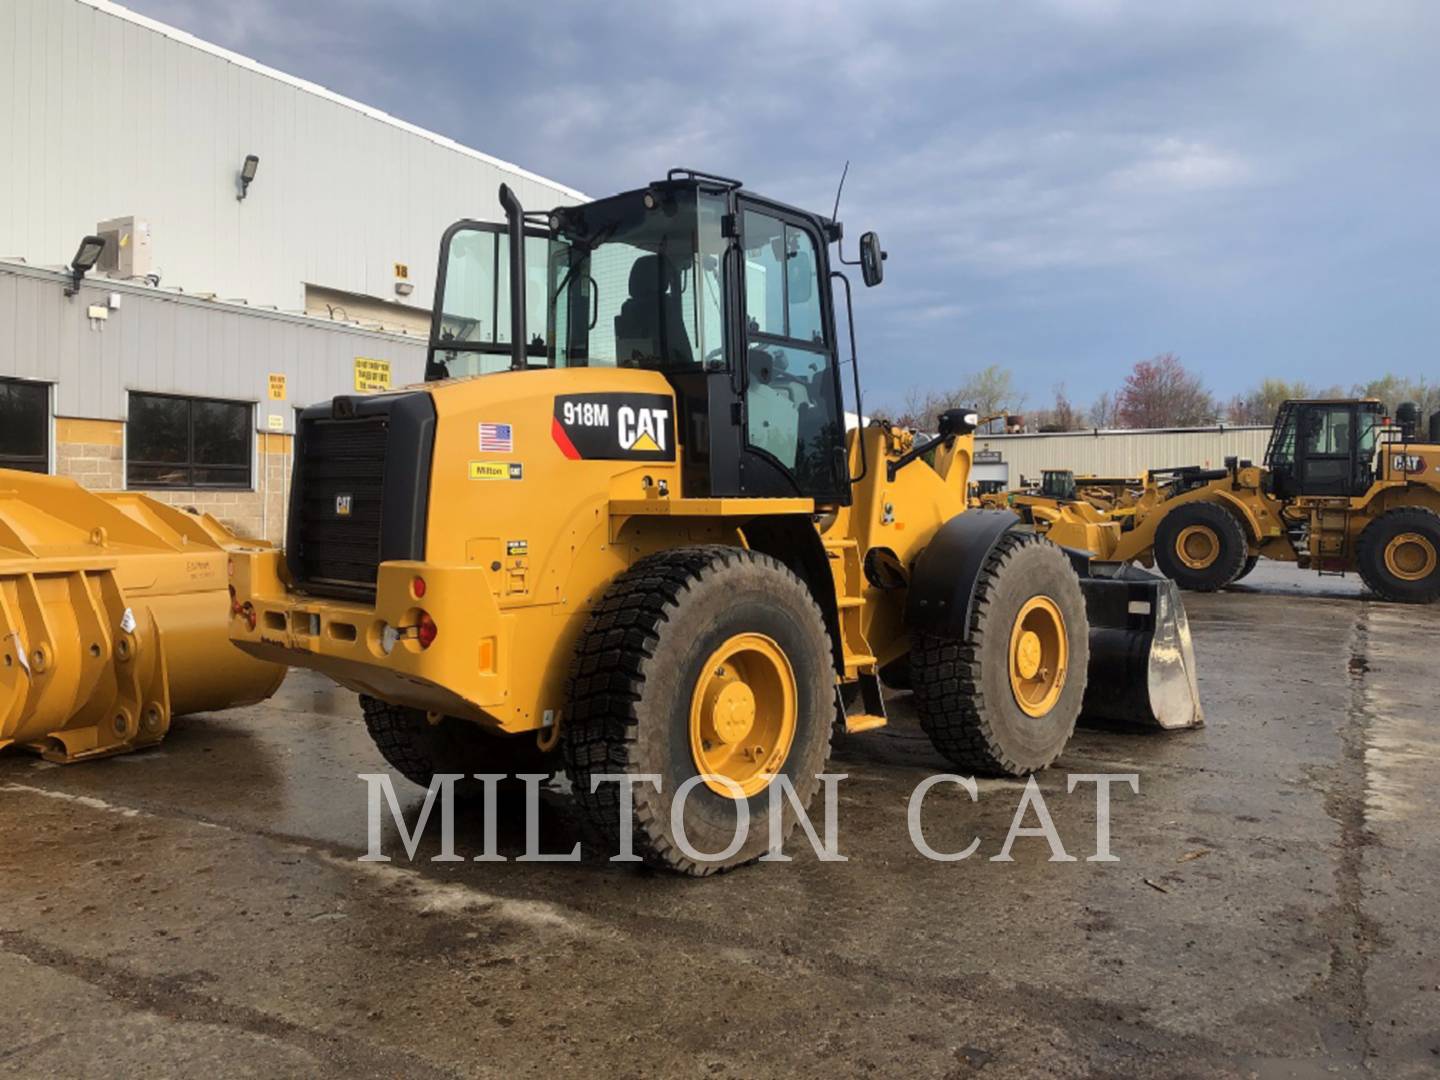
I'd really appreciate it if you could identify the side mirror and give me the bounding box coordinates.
[859,231,886,287]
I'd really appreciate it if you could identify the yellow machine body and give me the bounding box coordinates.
[228,368,973,737]
[0,470,287,762]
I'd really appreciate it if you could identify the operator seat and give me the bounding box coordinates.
[614,254,694,367]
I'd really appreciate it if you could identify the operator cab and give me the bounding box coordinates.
[1264,399,1384,499]
[425,169,886,506]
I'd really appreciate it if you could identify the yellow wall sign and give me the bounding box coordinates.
[393,262,410,280]
[267,414,285,431]
[354,357,392,392]
[267,373,287,400]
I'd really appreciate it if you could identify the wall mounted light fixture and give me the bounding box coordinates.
[65,235,106,297]
[237,154,260,200]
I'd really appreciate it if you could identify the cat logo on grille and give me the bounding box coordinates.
[335,494,353,517]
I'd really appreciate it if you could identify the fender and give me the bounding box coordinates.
[1209,488,1268,544]
[904,510,1024,638]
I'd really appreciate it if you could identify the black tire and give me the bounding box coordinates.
[563,547,834,876]
[911,531,1090,776]
[1356,507,1440,603]
[1232,555,1260,582]
[1153,501,1249,591]
[359,694,553,791]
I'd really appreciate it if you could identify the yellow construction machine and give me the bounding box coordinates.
[1025,401,1440,601]
[228,170,1202,874]
[1,470,287,761]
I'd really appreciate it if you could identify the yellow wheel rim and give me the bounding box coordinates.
[1008,596,1069,718]
[1176,525,1220,570]
[689,633,797,799]
[1384,532,1437,582]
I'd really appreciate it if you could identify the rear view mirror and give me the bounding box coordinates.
[860,231,886,287]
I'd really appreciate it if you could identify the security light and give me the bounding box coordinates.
[237,154,260,200]
[65,235,106,297]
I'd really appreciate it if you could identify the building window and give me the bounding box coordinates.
[0,378,50,473]
[127,393,252,488]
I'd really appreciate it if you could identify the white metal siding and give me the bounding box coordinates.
[0,261,424,428]
[975,426,1272,484]
[0,0,583,317]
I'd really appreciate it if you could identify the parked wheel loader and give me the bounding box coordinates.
[228,169,1201,874]
[1025,400,1440,601]
[1,470,287,761]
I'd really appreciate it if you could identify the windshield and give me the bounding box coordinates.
[429,228,548,380]
[548,188,728,370]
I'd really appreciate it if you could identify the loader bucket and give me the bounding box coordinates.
[0,469,287,763]
[1076,561,1203,730]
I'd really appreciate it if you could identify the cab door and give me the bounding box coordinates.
[1295,403,1373,496]
[734,203,849,502]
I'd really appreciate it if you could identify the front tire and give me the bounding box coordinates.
[1154,501,1249,591]
[1356,507,1440,603]
[912,532,1090,776]
[563,547,834,875]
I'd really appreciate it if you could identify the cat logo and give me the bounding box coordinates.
[618,406,668,453]
[335,494,353,517]
[552,392,675,461]
[1393,454,1427,474]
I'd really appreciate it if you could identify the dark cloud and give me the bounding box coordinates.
[125,0,1440,411]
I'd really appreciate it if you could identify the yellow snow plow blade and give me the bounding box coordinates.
[0,469,286,763]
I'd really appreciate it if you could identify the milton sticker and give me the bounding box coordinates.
[551,393,675,462]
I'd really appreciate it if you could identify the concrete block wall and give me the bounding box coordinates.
[53,419,292,543]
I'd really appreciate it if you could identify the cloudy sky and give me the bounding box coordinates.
[124,0,1440,414]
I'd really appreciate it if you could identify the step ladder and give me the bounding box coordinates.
[823,537,887,734]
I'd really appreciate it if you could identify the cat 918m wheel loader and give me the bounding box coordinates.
[229,169,1202,874]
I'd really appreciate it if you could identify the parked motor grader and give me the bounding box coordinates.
[228,170,1202,875]
[1017,400,1440,602]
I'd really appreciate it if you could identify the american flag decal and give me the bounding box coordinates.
[478,422,513,453]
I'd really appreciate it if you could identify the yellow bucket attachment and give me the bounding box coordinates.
[0,470,287,762]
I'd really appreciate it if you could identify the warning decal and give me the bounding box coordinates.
[552,393,675,462]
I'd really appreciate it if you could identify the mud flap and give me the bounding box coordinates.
[1076,561,1204,730]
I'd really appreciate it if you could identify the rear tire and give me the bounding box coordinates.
[1356,507,1440,603]
[564,547,834,875]
[1154,502,1249,591]
[912,532,1090,776]
[359,694,553,790]
[1232,555,1260,583]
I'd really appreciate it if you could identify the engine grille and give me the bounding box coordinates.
[293,417,389,593]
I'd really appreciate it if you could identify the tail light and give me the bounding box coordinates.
[416,611,438,649]
[412,575,427,599]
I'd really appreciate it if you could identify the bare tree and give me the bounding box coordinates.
[1030,383,1082,432]
[1116,354,1216,428]
[1088,390,1117,429]
[888,365,1026,430]
[1225,378,1314,425]
[1352,374,1440,417]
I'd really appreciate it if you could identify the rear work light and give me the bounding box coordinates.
[416,611,438,649]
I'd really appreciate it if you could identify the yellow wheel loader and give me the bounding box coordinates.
[228,169,1201,874]
[1,471,286,762]
[1031,400,1440,602]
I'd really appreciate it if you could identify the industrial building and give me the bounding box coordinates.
[973,423,1272,488]
[0,0,582,540]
